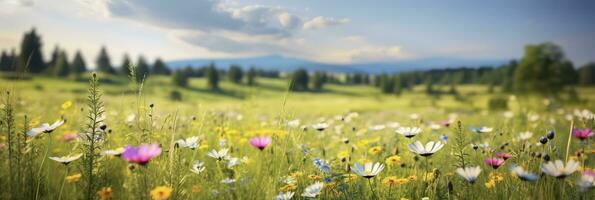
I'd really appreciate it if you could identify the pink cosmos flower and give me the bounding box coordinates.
[495,152,512,160]
[249,136,271,150]
[484,157,505,169]
[121,143,161,165]
[572,128,593,140]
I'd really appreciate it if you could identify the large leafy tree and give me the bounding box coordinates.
[17,28,45,73]
[96,47,116,74]
[513,42,577,94]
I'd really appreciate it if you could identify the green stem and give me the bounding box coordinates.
[57,166,70,200]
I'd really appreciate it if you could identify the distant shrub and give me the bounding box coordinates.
[34,84,43,91]
[488,96,508,110]
[169,90,182,101]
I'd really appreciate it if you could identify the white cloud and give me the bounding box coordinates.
[303,16,350,30]
[278,12,301,29]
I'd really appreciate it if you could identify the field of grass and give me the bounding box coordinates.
[0,73,594,199]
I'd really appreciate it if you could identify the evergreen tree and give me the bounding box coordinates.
[172,70,188,87]
[206,63,219,90]
[312,71,326,91]
[228,65,243,84]
[290,68,309,91]
[47,45,60,70]
[513,42,577,94]
[53,51,70,77]
[0,50,10,72]
[96,47,115,74]
[135,56,150,83]
[152,58,171,75]
[120,54,132,76]
[17,28,45,73]
[393,74,402,95]
[71,50,87,78]
[379,74,394,94]
[578,63,595,85]
[247,67,257,86]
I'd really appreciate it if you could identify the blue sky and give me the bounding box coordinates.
[0,0,593,66]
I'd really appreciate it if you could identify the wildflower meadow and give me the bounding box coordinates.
[0,70,593,200]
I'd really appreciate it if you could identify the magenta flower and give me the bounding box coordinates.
[59,133,78,142]
[484,157,505,169]
[249,136,271,150]
[572,128,593,140]
[121,143,161,165]
[495,152,512,160]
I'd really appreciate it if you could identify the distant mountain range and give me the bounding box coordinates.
[167,54,510,74]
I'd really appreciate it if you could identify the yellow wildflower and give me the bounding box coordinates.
[385,155,401,166]
[290,171,303,178]
[61,100,72,109]
[395,178,409,185]
[408,175,417,181]
[485,179,496,189]
[343,174,358,183]
[96,187,113,200]
[279,184,297,192]
[337,151,350,160]
[150,186,173,200]
[65,173,81,183]
[368,146,382,155]
[382,176,399,187]
[308,174,321,180]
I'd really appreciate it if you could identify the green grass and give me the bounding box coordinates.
[0,73,594,199]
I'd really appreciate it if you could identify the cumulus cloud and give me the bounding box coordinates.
[303,16,350,30]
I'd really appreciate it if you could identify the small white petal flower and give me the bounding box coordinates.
[311,123,329,131]
[102,147,125,156]
[396,127,422,138]
[273,191,295,200]
[221,177,236,184]
[190,160,205,175]
[49,153,82,165]
[540,160,579,178]
[455,166,481,183]
[175,136,201,150]
[227,157,240,168]
[27,120,65,137]
[207,148,229,161]
[407,141,444,157]
[350,162,384,178]
[301,182,323,198]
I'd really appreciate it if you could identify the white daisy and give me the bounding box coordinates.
[540,160,579,178]
[301,182,323,198]
[350,162,384,178]
[473,126,493,133]
[311,123,329,131]
[396,127,422,138]
[221,177,236,184]
[273,191,295,200]
[287,119,301,127]
[175,136,201,150]
[190,160,205,175]
[207,148,229,161]
[369,124,386,131]
[49,153,82,165]
[517,131,533,141]
[407,141,444,157]
[227,157,240,168]
[27,120,65,137]
[455,166,481,183]
[102,147,125,156]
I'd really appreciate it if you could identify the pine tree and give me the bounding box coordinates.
[96,47,115,74]
[312,71,326,91]
[17,28,45,73]
[47,45,60,69]
[135,56,150,83]
[71,50,87,78]
[172,70,188,87]
[247,67,257,86]
[0,50,10,71]
[578,63,595,85]
[290,69,309,91]
[53,51,70,77]
[379,74,394,94]
[228,65,243,84]
[119,54,132,76]
[206,63,219,90]
[152,58,171,75]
